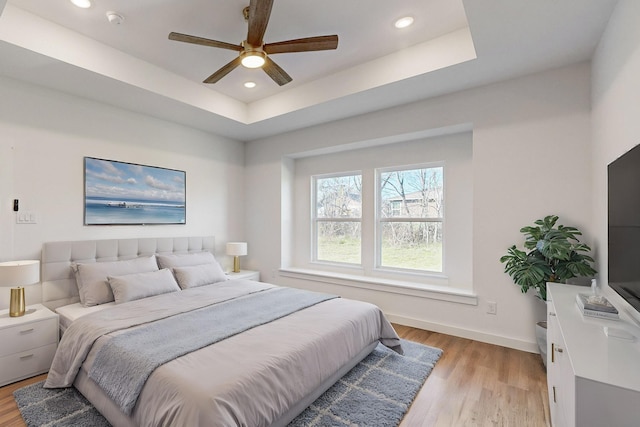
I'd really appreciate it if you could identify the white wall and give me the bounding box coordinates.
[592,0,640,324]
[245,63,593,352]
[0,76,245,308]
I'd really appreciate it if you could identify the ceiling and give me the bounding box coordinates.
[0,0,619,141]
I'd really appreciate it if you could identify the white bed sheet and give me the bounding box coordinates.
[55,302,115,333]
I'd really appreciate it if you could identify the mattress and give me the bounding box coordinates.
[55,302,115,333]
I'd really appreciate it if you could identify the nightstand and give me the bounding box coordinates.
[226,270,260,281]
[0,303,59,387]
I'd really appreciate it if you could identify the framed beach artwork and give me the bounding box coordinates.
[84,157,186,225]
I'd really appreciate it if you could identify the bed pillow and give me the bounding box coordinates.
[172,263,228,289]
[73,255,159,306]
[156,252,216,269]
[108,269,180,304]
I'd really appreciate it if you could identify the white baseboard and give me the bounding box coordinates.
[386,313,540,354]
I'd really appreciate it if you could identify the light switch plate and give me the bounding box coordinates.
[16,211,37,224]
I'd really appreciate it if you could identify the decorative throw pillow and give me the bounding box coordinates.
[156,252,216,269]
[172,262,228,289]
[73,256,159,306]
[108,269,180,304]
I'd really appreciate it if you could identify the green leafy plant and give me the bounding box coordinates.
[500,215,597,301]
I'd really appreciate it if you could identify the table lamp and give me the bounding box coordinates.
[226,242,247,273]
[0,260,40,317]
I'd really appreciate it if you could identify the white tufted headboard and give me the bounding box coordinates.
[41,236,215,311]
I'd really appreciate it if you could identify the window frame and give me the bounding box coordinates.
[375,162,445,275]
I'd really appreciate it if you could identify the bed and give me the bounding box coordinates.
[40,237,401,427]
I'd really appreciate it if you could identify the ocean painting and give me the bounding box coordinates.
[84,157,186,225]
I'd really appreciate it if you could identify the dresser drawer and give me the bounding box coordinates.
[0,317,58,357]
[0,343,57,386]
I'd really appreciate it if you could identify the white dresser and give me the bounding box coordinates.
[546,283,640,427]
[0,303,59,386]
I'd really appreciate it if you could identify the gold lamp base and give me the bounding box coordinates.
[10,287,25,317]
[233,256,241,273]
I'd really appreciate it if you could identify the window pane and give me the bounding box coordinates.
[316,175,361,218]
[380,167,443,219]
[317,221,361,264]
[380,222,442,272]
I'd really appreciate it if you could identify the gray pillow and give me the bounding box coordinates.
[172,263,228,289]
[156,252,216,269]
[108,269,180,304]
[73,256,159,306]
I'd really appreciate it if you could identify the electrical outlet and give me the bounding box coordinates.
[487,301,497,315]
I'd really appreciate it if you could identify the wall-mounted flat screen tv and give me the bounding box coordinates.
[84,157,186,225]
[608,143,640,314]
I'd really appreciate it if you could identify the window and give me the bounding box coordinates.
[378,165,444,273]
[390,200,402,216]
[313,173,362,264]
[295,132,471,291]
[311,165,444,273]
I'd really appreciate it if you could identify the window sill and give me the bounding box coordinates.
[278,267,477,306]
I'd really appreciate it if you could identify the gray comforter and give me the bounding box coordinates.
[45,279,402,426]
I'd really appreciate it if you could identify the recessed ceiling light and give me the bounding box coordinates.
[394,16,414,29]
[244,82,257,89]
[70,0,91,8]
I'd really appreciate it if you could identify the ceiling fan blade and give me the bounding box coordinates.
[169,32,242,51]
[264,35,339,54]
[203,57,243,84]
[247,0,274,47]
[262,56,292,86]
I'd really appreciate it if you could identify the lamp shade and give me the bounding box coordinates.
[0,260,40,287]
[226,242,248,257]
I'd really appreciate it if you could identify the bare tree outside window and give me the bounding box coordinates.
[379,166,444,272]
[314,174,362,264]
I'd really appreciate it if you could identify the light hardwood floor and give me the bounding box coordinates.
[0,373,45,427]
[0,325,550,427]
[395,325,550,427]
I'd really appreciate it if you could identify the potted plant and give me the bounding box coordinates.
[500,215,597,301]
[500,215,597,366]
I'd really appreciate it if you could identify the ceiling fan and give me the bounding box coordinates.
[168,0,339,86]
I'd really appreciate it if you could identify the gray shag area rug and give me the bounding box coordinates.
[14,339,442,427]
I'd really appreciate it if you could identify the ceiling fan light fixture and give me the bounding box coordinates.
[394,16,414,29]
[240,51,266,69]
[70,0,91,8]
[169,0,336,85]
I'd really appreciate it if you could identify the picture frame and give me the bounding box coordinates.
[84,157,186,225]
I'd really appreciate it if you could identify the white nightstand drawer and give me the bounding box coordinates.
[227,270,260,281]
[0,343,57,386]
[0,317,58,358]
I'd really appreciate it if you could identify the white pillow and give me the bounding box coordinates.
[108,269,180,304]
[73,256,159,306]
[173,263,228,289]
[156,252,216,269]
